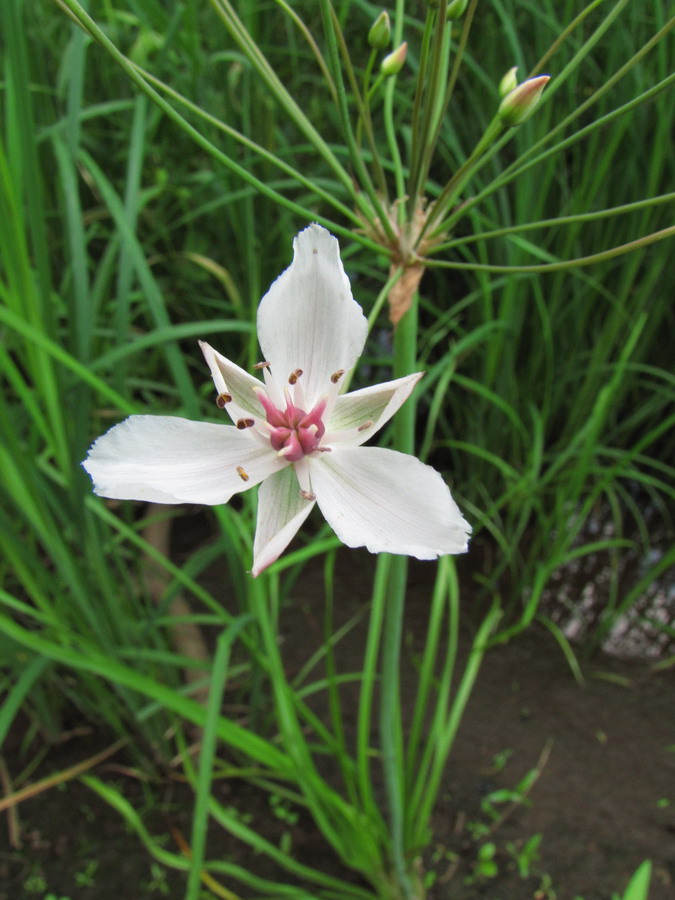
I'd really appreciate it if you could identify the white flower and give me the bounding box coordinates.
[83,224,470,575]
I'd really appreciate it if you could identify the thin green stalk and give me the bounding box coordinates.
[529,0,606,77]
[376,298,420,898]
[405,558,460,847]
[413,0,479,204]
[404,558,455,788]
[420,118,507,240]
[356,555,390,812]
[113,94,148,391]
[410,602,501,849]
[406,3,440,213]
[185,619,252,900]
[432,192,675,253]
[378,554,410,897]
[407,1,458,211]
[424,225,675,272]
[534,0,633,108]
[359,48,378,145]
[318,0,396,240]
[383,0,406,206]
[322,550,357,805]
[328,7,389,197]
[272,0,338,102]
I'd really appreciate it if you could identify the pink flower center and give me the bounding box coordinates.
[257,391,326,463]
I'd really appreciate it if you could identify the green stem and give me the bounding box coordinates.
[319,0,396,240]
[330,25,388,198]
[431,192,675,253]
[384,0,407,210]
[407,1,452,213]
[378,298,419,898]
[424,225,675,273]
[414,0,478,203]
[406,5,437,215]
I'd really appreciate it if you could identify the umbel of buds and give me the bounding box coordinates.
[380,41,408,77]
[368,11,391,49]
[498,74,550,126]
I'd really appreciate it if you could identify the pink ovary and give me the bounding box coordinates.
[257,391,327,462]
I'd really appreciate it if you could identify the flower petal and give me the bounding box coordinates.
[82,415,285,504]
[327,372,423,445]
[256,224,368,407]
[310,446,470,558]
[199,341,266,422]
[252,465,315,576]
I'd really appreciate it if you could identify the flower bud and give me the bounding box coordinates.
[446,0,469,19]
[368,11,391,49]
[380,41,408,77]
[498,75,550,126]
[498,66,518,98]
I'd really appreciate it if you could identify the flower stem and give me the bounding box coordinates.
[378,297,420,898]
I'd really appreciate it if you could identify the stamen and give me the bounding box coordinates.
[357,420,374,432]
[253,361,271,370]
[331,369,345,384]
[262,365,285,409]
[216,392,232,408]
[317,446,332,452]
[299,489,316,501]
[236,418,255,429]
[288,368,303,385]
[236,466,250,482]
[293,457,312,495]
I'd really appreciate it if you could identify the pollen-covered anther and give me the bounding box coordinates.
[236,418,255,429]
[288,368,303,385]
[299,489,316,501]
[253,361,271,370]
[216,392,232,408]
[357,420,374,432]
[236,466,250,482]
[330,369,345,384]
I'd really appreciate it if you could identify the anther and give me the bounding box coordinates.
[357,420,374,432]
[330,369,345,384]
[299,489,316,501]
[288,368,303,385]
[236,466,250,482]
[216,392,232,408]
[253,361,271,370]
[236,418,255,429]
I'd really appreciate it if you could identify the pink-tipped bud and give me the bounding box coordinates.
[498,66,519,98]
[368,11,391,49]
[446,0,469,19]
[380,41,408,77]
[498,75,550,126]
